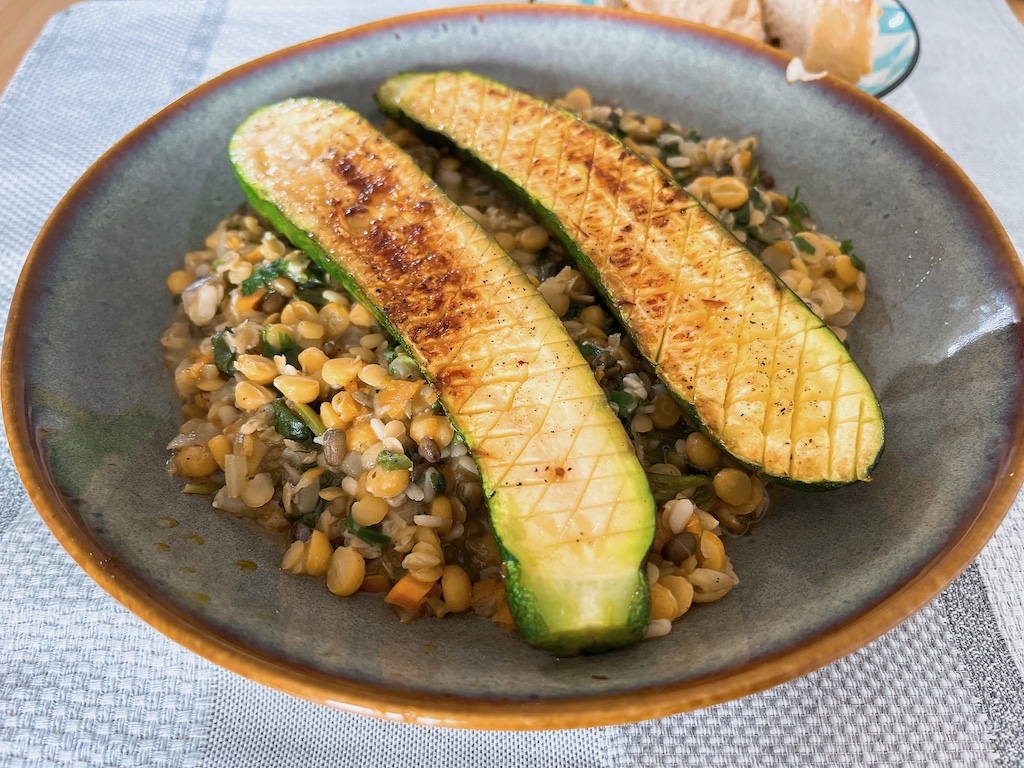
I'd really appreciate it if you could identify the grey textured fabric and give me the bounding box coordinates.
[1,1,1022,765]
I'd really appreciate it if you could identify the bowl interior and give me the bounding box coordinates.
[7,7,1022,724]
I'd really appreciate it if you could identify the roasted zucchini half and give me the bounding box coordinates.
[230,98,654,654]
[376,71,884,489]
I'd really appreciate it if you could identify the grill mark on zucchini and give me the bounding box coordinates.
[231,99,656,654]
[377,71,885,488]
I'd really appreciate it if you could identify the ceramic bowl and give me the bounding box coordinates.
[5,5,1022,729]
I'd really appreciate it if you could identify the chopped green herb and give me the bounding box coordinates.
[376,449,413,471]
[211,328,235,374]
[272,399,312,443]
[838,239,866,270]
[241,258,289,296]
[793,235,816,255]
[684,129,702,142]
[784,186,811,231]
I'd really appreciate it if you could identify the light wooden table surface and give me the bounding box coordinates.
[3,0,1024,93]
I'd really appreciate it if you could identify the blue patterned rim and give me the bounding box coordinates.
[861,0,920,97]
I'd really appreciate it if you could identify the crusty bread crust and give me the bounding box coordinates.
[618,0,766,42]
[616,0,878,84]
[762,0,879,83]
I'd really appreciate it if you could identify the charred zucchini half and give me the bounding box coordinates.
[377,71,884,489]
[230,99,654,654]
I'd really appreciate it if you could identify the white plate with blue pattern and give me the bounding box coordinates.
[532,0,919,98]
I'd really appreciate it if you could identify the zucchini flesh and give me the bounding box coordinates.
[376,72,884,489]
[229,99,654,654]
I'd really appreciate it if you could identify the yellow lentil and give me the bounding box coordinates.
[351,496,389,526]
[409,414,455,448]
[441,564,472,612]
[273,375,320,404]
[321,357,363,388]
[234,381,274,411]
[326,546,365,597]
[698,530,727,572]
[304,530,333,577]
[349,302,375,327]
[684,432,721,470]
[709,176,750,210]
[320,302,351,337]
[241,472,275,508]
[281,300,317,325]
[235,354,278,385]
[365,468,410,499]
[166,270,192,295]
[649,582,678,622]
[658,575,694,619]
[176,445,218,478]
[651,393,682,430]
[713,468,751,506]
[517,225,550,253]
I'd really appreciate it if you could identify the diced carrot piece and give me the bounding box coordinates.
[332,391,367,423]
[234,286,267,315]
[375,379,422,419]
[360,573,391,593]
[491,603,516,630]
[383,573,437,610]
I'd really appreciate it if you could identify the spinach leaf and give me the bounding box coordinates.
[346,503,391,546]
[241,258,289,296]
[211,328,235,374]
[262,326,302,368]
[576,340,603,361]
[272,399,312,443]
[423,466,446,492]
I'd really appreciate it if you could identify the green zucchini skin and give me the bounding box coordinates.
[229,99,654,655]
[376,72,884,491]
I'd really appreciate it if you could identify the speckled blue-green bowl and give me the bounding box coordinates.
[4,5,1023,729]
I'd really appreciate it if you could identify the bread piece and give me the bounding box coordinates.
[617,0,766,42]
[761,0,878,83]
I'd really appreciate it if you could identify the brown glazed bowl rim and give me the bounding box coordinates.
[4,4,1023,729]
